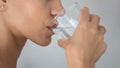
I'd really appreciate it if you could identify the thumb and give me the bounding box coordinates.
[58,39,69,48]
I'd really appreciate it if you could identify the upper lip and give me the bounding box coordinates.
[48,19,58,29]
[47,23,58,30]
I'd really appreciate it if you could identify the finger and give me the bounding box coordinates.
[101,42,107,54]
[98,42,107,56]
[79,7,89,25]
[74,7,90,35]
[95,42,107,62]
[58,39,69,48]
[98,25,106,35]
[90,14,100,28]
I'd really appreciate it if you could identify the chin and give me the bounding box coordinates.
[34,38,52,47]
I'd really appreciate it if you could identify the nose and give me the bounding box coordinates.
[51,1,65,17]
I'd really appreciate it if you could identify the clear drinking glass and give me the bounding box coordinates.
[52,2,81,39]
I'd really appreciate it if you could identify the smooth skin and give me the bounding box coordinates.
[0,0,107,68]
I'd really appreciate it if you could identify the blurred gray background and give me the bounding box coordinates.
[17,0,120,68]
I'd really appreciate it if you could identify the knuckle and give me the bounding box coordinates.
[92,14,100,20]
[90,14,100,26]
[102,26,106,34]
[99,25,106,34]
[95,15,100,20]
[91,28,97,33]
[102,42,107,51]
[98,36,103,41]
[94,15,100,23]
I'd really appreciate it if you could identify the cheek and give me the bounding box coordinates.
[4,1,52,45]
[26,28,52,46]
[5,2,49,32]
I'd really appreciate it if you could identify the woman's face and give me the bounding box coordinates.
[3,0,64,46]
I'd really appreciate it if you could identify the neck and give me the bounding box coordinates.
[0,21,27,68]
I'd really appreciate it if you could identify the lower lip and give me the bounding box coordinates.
[47,27,55,35]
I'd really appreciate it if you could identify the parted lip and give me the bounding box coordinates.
[47,23,58,31]
[47,19,58,34]
[47,19,58,29]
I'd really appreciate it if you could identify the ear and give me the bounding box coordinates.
[0,0,7,12]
